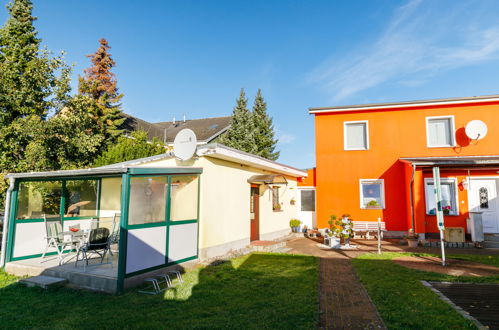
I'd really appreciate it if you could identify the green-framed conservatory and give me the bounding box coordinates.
[0,166,202,293]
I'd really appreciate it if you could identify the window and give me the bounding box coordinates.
[359,179,384,209]
[424,178,458,215]
[272,186,281,211]
[170,175,199,221]
[64,180,98,217]
[128,176,167,225]
[300,190,315,211]
[344,121,369,150]
[426,116,455,147]
[16,181,62,219]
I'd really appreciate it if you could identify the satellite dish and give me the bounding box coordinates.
[173,129,197,161]
[465,120,488,140]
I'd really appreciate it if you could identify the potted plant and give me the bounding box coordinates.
[273,203,282,211]
[332,214,353,247]
[404,229,419,248]
[289,218,301,232]
[443,206,451,215]
[290,198,296,205]
[366,200,381,208]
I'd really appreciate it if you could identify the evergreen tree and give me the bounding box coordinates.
[78,38,125,141]
[93,131,165,167]
[219,89,255,153]
[0,0,71,124]
[251,89,279,160]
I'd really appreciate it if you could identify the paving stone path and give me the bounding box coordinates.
[286,238,386,329]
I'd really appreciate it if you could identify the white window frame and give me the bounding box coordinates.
[344,120,369,151]
[359,179,385,209]
[425,115,456,148]
[424,177,459,216]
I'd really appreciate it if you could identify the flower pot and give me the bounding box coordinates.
[407,239,419,248]
[330,237,341,248]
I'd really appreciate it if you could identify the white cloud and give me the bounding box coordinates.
[278,133,296,145]
[309,0,499,101]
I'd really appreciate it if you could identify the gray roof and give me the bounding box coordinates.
[121,114,231,143]
[309,94,499,114]
[400,156,499,166]
[154,116,231,143]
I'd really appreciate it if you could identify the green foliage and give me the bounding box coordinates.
[220,88,279,160]
[353,252,499,329]
[0,0,71,124]
[93,131,165,167]
[328,214,337,231]
[252,89,279,160]
[289,218,301,228]
[219,88,255,153]
[0,253,318,328]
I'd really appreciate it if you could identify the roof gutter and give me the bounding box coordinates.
[309,95,499,114]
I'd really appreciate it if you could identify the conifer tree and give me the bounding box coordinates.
[78,38,125,141]
[219,89,255,153]
[251,89,279,160]
[0,0,70,124]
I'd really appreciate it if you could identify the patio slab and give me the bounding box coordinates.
[6,255,118,293]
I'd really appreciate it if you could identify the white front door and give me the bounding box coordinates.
[297,188,316,229]
[469,179,499,233]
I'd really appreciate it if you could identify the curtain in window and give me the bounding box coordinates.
[428,118,451,146]
[425,182,455,214]
[346,123,367,149]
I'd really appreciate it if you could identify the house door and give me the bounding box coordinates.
[250,186,260,241]
[298,188,316,229]
[469,179,499,233]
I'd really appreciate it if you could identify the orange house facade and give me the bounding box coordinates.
[310,95,499,238]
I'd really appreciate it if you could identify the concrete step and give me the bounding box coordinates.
[273,247,292,253]
[484,234,499,242]
[484,241,499,248]
[249,240,286,252]
[20,275,67,289]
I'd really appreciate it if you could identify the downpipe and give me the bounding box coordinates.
[0,177,15,268]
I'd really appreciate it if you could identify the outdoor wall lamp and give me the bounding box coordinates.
[461,178,469,190]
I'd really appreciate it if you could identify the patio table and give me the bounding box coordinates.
[59,230,89,264]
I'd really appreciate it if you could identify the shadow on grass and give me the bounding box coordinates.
[0,253,318,329]
[351,252,499,329]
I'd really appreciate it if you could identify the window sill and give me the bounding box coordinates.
[427,144,456,148]
[273,210,283,213]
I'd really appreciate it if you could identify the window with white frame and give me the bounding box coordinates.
[426,116,455,147]
[344,121,369,150]
[424,178,458,215]
[360,179,384,208]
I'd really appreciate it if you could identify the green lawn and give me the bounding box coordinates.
[352,252,499,329]
[0,253,318,329]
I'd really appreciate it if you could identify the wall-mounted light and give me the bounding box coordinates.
[461,178,469,191]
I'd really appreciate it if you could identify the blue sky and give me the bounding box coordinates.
[2,0,499,168]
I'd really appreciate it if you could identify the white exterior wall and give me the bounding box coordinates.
[137,155,299,259]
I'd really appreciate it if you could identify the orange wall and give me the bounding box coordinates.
[298,168,316,187]
[314,101,499,232]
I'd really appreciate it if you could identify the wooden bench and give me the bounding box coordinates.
[352,221,386,239]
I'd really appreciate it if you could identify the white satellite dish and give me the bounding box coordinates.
[465,120,488,140]
[173,129,197,161]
